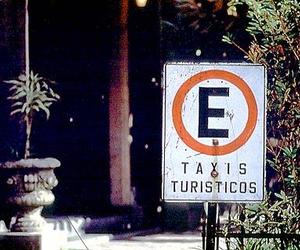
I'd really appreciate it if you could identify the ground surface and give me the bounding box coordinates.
[66,231,227,250]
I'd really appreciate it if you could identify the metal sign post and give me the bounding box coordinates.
[206,203,217,250]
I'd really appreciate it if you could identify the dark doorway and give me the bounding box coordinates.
[29,0,113,215]
[29,0,163,223]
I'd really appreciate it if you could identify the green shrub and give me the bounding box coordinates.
[222,0,300,249]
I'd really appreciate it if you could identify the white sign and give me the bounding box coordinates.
[162,62,266,202]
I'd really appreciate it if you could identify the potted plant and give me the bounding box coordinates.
[0,71,60,232]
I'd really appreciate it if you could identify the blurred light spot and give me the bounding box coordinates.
[195,49,202,57]
[129,113,133,128]
[157,206,162,213]
[136,0,147,7]
[128,135,133,144]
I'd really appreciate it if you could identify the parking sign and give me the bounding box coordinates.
[162,62,266,202]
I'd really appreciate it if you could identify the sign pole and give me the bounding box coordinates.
[206,203,217,250]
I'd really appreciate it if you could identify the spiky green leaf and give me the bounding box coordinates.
[10,108,22,116]
[39,103,50,119]
[11,101,23,107]
[4,80,24,85]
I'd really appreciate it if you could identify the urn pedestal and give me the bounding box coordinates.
[0,158,60,232]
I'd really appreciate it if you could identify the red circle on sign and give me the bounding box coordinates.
[172,70,258,155]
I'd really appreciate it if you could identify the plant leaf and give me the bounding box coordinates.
[10,109,22,116]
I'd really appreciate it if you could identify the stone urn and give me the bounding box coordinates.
[0,158,60,232]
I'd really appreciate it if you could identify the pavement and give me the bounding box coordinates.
[65,231,227,250]
[1,219,228,250]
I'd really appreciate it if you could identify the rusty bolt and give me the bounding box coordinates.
[211,170,219,178]
[212,139,219,146]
